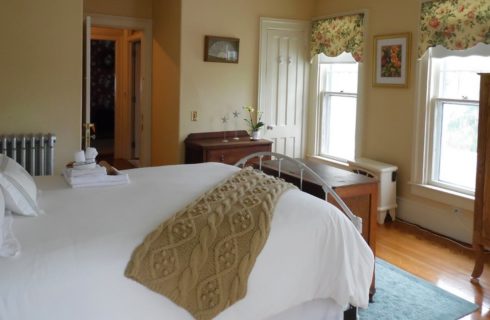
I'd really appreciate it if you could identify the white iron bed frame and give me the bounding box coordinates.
[235,152,362,233]
[235,152,367,320]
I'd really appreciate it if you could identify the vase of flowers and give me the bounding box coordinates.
[243,106,264,140]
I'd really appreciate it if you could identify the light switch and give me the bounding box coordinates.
[191,111,198,121]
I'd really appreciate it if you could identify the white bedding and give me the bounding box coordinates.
[0,162,373,320]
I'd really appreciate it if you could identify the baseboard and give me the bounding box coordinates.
[396,196,473,244]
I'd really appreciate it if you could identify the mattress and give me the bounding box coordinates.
[0,162,373,320]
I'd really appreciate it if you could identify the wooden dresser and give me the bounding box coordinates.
[184,131,272,165]
[472,73,490,282]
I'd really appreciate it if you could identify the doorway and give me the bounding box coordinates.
[89,27,142,168]
[83,15,152,168]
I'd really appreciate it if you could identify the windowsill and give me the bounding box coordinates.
[409,182,474,211]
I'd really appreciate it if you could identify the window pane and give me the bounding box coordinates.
[437,56,490,100]
[434,102,478,191]
[320,63,358,93]
[320,95,356,160]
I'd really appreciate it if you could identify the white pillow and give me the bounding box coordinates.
[0,191,20,257]
[0,154,40,216]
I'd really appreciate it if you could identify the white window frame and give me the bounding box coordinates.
[411,44,490,211]
[309,52,363,164]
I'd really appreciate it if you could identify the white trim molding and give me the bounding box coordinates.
[397,196,473,244]
[409,182,474,211]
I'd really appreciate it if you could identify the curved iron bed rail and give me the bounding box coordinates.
[235,152,363,234]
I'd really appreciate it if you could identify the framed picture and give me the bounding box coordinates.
[372,33,411,88]
[204,35,239,63]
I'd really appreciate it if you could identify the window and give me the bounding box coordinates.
[316,53,359,162]
[428,56,483,195]
[412,44,490,203]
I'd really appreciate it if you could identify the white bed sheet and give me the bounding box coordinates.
[0,162,373,320]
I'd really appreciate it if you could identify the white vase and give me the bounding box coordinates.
[251,130,261,140]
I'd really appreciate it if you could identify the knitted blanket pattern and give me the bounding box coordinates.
[125,167,295,320]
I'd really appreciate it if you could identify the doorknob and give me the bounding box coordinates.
[266,125,275,130]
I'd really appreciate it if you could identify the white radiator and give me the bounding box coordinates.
[348,158,398,224]
[0,134,56,176]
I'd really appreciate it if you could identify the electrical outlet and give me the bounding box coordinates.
[452,207,461,215]
[191,111,198,121]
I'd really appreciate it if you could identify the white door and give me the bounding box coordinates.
[258,18,310,158]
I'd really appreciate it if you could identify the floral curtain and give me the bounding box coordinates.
[419,0,490,57]
[311,14,364,62]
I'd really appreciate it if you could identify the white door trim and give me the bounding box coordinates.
[87,14,153,167]
[258,17,310,157]
[83,16,91,149]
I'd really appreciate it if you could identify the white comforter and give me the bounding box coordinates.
[0,163,373,320]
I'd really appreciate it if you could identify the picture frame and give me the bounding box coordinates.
[372,33,411,88]
[204,35,240,64]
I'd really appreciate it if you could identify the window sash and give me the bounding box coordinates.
[428,98,478,195]
[318,91,357,161]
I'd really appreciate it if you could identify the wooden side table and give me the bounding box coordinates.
[184,131,272,165]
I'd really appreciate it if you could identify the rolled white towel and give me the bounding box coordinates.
[84,147,98,162]
[74,150,86,163]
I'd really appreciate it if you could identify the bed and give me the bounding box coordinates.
[0,157,374,320]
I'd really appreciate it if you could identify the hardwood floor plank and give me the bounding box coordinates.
[377,221,490,319]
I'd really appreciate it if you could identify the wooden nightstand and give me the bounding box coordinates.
[184,131,272,165]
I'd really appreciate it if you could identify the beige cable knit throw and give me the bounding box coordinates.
[125,167,295,320]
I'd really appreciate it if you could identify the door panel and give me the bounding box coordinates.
[259,19,309,158]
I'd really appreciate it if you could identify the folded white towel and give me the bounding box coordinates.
[72,160,96,170]
[63,169,130,188]
[67,179,129,188]
[63,166,107,178]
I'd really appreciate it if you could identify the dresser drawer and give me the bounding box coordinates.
[206,145,270,165]
[184,131,272,165]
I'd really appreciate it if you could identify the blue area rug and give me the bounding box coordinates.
[359,259,479,320]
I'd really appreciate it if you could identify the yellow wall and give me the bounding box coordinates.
[0,0,83,173]
[0,0,473,242]
[313,0,474,242]
[151,0,181,165]
[179,0,315,159]
[84,0,152,19]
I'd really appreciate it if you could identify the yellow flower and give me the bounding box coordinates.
[243,105,254,113]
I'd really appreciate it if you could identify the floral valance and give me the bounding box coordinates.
[419,0,490,57]
[311,13,364,62]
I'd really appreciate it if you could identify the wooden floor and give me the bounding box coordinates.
[377,221,490,319]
